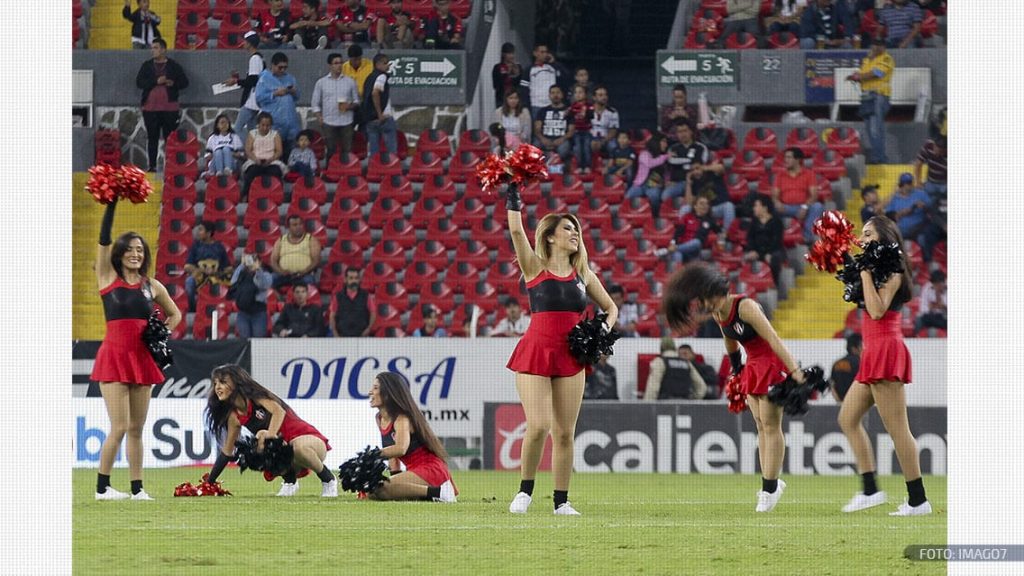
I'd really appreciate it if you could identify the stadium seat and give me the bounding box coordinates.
[617,197,654,228]
[248,174,285,203]
[350,130,368,159]
[448,150,483,183]
[326,238,366,270]
[215,29,248,49]
[601,218,635,247]
[532,196,569,223]
[407,151,445,182]
[326,196,364,229]
[367,197,406,229]
[590,174,627,202]
[767,31,799,49]
[417,129,452,158]
[336,218,371,246]
[486,262,522,297]
[785,127,819,158]
[202,196,237,226]
[473,216,507,250]
[782,217,804,248]
[302,218,328,247]
[825,127,861,158]
[94,130,123,166]
[739,261,775,293]
[410,196,449,229]
[376,281,410,309]
[420,174,458,204]
[424,217,460,243]
[724,31,758,49]
[366,151,403,183]
[242,196,280,230]
[550,175,586,205]
[683,30,716,49]
[625,239,659,269]
[246,236,277,262]
[378,174,415,204]
[449,0,472,18]
[165,151,200,179]
[175,20,210,50]
[193,284,233,340]
[577,197,613,231]
[457,129,492,158]
[373,303,403,332]
[610,260,647,294]
[405,261,439,293]
[813,149,847,182]
[163,195,196,221]
[323,152,363,182]
[859,9,880,38]
[447,261,481,294]
[246,217,282,246]
[731,149,768,180]
[163,281,190,318]
[412,240,449,268]
[452,197,488,228]
[381,217,418,248]
[396,131,410,160]
[725,172,750,204]
[700,127,736,161]
[163,174,197,202]
[165,129,200,157]
[920,9,938,38]
[519,182,543,205]
[423,281,456,312]
[743,127,779,159]
[212,0,247,20]
[642,218,675,246]
[204,174,240,204]
[460,177,487,201]
[725,217,748,246]
[362,260,399,288]
[333,174,372,204]
[457,239,491,269]
[292,175,329,205]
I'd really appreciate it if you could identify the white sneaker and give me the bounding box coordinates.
[131,489,154,501]
[317,35,328,49]
[292,35,305,50]
[755,479,786,512]
[95,486,130,501]
[554,502,581,516]
[320,479,338,498]
[434,480,457,503]
[276,481,299,497]
[842,490,887,513]
[509,491,532,514]
[889,500,932,516]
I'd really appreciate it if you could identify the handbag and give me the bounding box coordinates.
[858,92,877,118]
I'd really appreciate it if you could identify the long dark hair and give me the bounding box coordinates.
[662,262,729,331]
[205,364,293,440]
[864,215,913,305]
[645,134,665,157]
[376,372,448,460]
[111,232,151,279]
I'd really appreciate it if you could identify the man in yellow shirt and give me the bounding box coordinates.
[847,37,894,164]
[342,44,374,101]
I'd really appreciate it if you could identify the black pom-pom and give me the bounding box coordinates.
[142,310,173,369]
[567,312,621,366]
[338,446,388,494]
[233,435,293,477]
[836,241,903,306]
[767,366,828,416]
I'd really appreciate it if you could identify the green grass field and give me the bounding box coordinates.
[74,470,946,575]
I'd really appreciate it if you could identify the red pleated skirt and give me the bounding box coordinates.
[739,336,789,396]
[402,447,458,493]
[90,319,165,385]
[856,310,912,384]
[506,311,585,377]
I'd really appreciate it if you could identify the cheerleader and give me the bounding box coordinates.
[92,199,182,500]
[204,364,337,497]
[367,372,457,502]
[504,184,618,515]
[838,216,931,516]
[663,263,804,512]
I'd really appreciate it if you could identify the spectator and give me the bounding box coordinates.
[829,333,862,402]
[330,267,376,337]
[423,0,464,49]
[533,85,574,167]
[547,51,574,95]
[122,0,161,49]
[311,52,361,162]
[765,0,807,36]
[799,0,854,49]
[666,196,719,263]
[256,52,301,153]
[847,37,894,164]
[412,305,448,337]
[274,284,327,337]
[584,355,619,400]
[228,253,274,339]
[644,337,707,400]
[288,130,318,179]
[678,344,720,399]
[184,221,232,311]
[589,85,620,157]
[859,184,882,225]
[375,0,416,49]
[877,0,923,48]
[678,157,735,233]
[135,38,188,173]
[918,184,946,267]
[226,32,265,136]
[662,120,712,205]
[913,135,947,200]
[573,67,594,95]
[491,299,531,337]
[240,112,287,200]
[744,194,786,287]
[493,42,524,107]
[496,90,532,147]
[884,172,931,240]
[626,134,670,218]
[659,85,698,136]
[716,0,762,48]
[567,85,595,175]
[255,0,293,49]
[361,53,398,157]
[334,0,373,47]
[608,284,639,337]
[604,131,636,182]
[203,114,244,178]
[270,215,322,289]
[342,44,373,101]
[523,43,558,118]
[771,147,824,243]
[914,270,947,333]
[290,0,330,50]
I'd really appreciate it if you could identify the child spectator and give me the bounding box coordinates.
[412,305,448,337]
[567,85,595,175]
[574,67,594,94]
[123,0,162,49]
[204,114,245,178]
[859,184,881,225]
[605,131,636,182]
[288,130,318,179]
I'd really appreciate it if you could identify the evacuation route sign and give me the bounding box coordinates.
[657,51,738,87]
[387,54,463,88]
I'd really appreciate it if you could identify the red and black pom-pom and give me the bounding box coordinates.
[767,366,828,416]
[85,163,153,205]
[118,164,153,204]
[806,210,856,273]
[725,372,747,414]
[505,143,548,186]
[174,474,232,497]
[475,153,510,194]
[338,446,388,494]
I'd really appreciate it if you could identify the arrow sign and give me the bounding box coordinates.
[661,56,697,74]
[420,58,456,76]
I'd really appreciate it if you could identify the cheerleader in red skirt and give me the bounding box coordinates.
[91,199,182,501]
[663,263,805,513]
[838,216,931,516]
[204,364,337,497]
[366,372,457,502]
[503,185,618,516]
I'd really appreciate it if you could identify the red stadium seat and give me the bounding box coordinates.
[725,217,747,246]
[204,174,241,204]
[410,196,449,229]
[724,31,758,49]
[241,195,278,229]
[617,197,653,228]
[860,9,880,38]
[366,151,403,183]
[700,127,736,161]
[825,127,861,158]
[457,129,492,158]
[731,149,768,180]
[785,127,820,158]
[326,196,364,229]
[576,197,613,231]
[163,194,196,220]
[550,175,586,205]
[407,151,445,182]
[372,303,403,332]
[448,150,482,183]
[336,218,371,246]
[175,19,210,50]
[642,219,675,246]
[739,261,775,293]
[920,10,938,38]
[163,174,197,201]
[725,172,750,204]
[165,150,200,179]
[363,260,399,289]
[202,196,237,226]
[532,196,569,223]
[625,239,659,269]
[166,129,200,157]
[378,174,415,204]
[610,260,647,294]
[447,261,481,294]
[420,174,458,204]
[449,0,472,18]
[323,152,363,182]
[215,29,249,50]
[412,240,449,268]
[292,175,329,205]
[782,217,804,248]
[376,281,410,309]
[367,197,406,229]
[601,218,635,247]
[94,130,123,166]
[333,174,371,204]
[813,149,847,182]
[248,174,285,203]
[423,281,456,312]
[743,127,779,159]
[405,261,439,293]
[591,174,627,201]
[246,217,282,246]
[327,238,366,270]
[424,217,460,243]
[396,131,410,161]
[457,239,491,269]
[473,217,507,250]
[302,218,328,246]
[452,197,488,228]
[767,31,799,49]
[683,30,716,49]
[381,217,418,248]
[416,129,452,159]
[212,0,247,20]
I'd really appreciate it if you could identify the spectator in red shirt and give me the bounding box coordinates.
[567,85,595,175]
[659,84,699,136]
[667,196,720,263]
[374,0,415,49]
[492,42,523,107]
[255,0,293,49]
[771,147,824,243]
[334,0,374,47]
[423,0,464,49]
[289,0,330,50]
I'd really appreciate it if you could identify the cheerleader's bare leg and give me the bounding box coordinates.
[290,435,328,475]
[838,382,877,473]
[749,395,785,479]
[549,371,586,492]
[870,381,921,480]
[98,382,131,476]
[369,470,431,500]
[126,384,153,482]
[514,374,554,481]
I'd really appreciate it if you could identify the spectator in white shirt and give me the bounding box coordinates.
[310,52,360,162]
[608,284,639,337]
[522,43,558,119]
[914,270,946,334]
[491,299,531,337]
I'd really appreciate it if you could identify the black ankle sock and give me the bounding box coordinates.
[130,480,143,495]
[762,478,778,494]
[283,471,297,484]
[316,466,335,483]
[553,490,568,509]
[906,478,927,507]
[97,474,111,493]
[862,472,879,496]
[519,479,535,496]
[426,486,441,499]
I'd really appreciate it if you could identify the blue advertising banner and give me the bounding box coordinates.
[804,50,867,103]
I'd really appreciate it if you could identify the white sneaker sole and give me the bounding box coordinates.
[842,491,887,513]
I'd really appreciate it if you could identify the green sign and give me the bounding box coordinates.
[657,51,738,87]
[387,54,463,88]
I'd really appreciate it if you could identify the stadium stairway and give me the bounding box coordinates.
[88,0,178,50]
[72,172,164,340]
[772,164,914,339]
